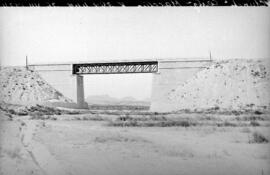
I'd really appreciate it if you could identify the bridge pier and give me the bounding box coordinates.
[29,64,88,109]
[76,75,88,108]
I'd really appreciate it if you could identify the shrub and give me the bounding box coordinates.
[239,115,266,121]
[248,116,264,121]
[224,121,237,127]
[231,110,241,116]
[149,115,167,121]
[17,111,28,116]
[213,106,220,111]
[27,105,62,116]
[50,117,57,120]
[183,109,191,113]
[66,111,80,115]
[249,131,269,143]
[254,110,263,115]
[250,121,260,127]
[108,119,196,127]
[217,121,237,127]
[235,116,241,121]
[8,109,15,114]
[83,115,104,121]
[30,115,50,120]
[6,113,13,121]
[173,120,191,127]
[20,121,26,126]
[108,120,138,127]
[118,114,133,121]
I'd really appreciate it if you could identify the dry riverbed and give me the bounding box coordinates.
[0,111,270,175]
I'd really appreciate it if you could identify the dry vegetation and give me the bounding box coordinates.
[249,131,269,143]
[1,103,270,175]
[3,103,267,131]
[3,102,268,129]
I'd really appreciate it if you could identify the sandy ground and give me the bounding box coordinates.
[0,119,44,175]
[0,67,72,105]
[166,59,270,111]
[2,116,269,175]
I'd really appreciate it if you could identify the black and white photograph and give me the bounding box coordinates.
[0,4,270,175]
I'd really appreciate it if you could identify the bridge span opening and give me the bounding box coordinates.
[84,73,153,110]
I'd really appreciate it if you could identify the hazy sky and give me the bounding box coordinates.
[0,7,269,99]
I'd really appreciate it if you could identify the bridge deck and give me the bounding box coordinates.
[28,58,212,74]
[72,61,158,74]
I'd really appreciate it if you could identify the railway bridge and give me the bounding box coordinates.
[29,58,212,111]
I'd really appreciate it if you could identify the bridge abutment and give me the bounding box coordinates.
[150,60,212,112]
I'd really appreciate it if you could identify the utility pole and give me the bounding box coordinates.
[209,51,212,61]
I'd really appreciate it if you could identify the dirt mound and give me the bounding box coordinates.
[168,59,270,111]
[0,67,73,105]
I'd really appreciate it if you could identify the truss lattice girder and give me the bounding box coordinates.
[72,61,158,74]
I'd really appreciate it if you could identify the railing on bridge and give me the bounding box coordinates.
[72,61,158,74]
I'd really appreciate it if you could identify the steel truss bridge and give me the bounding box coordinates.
[72,61,158,74]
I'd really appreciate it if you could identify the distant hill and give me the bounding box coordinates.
[121,96,136,101]
[86,95,150,106]
[86,95,118,105]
